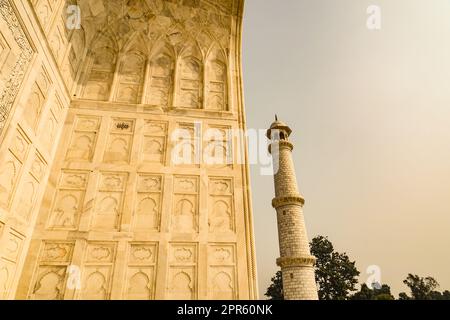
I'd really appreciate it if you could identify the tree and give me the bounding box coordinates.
[350,283,394,300]
[442,291,450,300]
[265,271,283,300]
[310,236,360,300]
[265,236,360,300]
[398,274,440,300]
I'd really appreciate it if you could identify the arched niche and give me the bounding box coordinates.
[147,43,175,107]
[206,46,228,111]
[176,43,203,109]
[82,32,118,101]
[115,50,146,103]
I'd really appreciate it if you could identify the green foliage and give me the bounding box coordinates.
[265,236,360,300]
[265,238,450,301]
[310,236,360,300]
[265,271,284,300]
[350,283,394,300]
[399,274,440,300]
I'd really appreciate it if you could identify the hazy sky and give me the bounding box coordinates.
[243,0,450,298]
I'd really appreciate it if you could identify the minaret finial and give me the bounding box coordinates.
[275,114,278,121]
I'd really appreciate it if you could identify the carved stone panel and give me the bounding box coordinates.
[177,56,202,109]
[0,151,21,208]
[9,127,30,162]
[142,121,167,164]
[66,116,101,162]
[49,22,68,66]
[30,152,47,182]
[42,111,58,152]
[209,266,235,300]
[134,175,163,231]
[116,52,146,104]
[92,173,128,231]
[208,244,236,300]
[167,267,196,300]
[16,174,38,221]
[28,241,76,300]
[24,83,43,130]
[80,242,117,300]
[208,244,236,266]
[204,126,232,167]
[104,119,135,164]
[104,134,132,163]
[0,258,13,299]
[125,243,158,300]
[1,128,29,208]
[174,176,198,194]
[80,266,113,300]
[206,49,228,111]
[40,242,75,264]
[126,267,154,300]
[208,178,234,233]
[172,123,200,166]
[129,243,157,265]
[172,195,198,234]
[148,52,173,107]
[30,266,66,300]
[47,170,90,230]
[0,230,23,298]
[66,136,93,161]
[171,176,199,233]
[167,243,197,300]
[170,243,197,265]
[18,151,46,221]
[34,0,54,31]
[2,230,23,262]
[86,243,116,264]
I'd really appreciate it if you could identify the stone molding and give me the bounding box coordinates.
[272,195,305,208]
[276,256,316,268]
[268,140,294,154]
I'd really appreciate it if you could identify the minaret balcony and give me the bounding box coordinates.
[272,195,305,208]
[268,140,294,154]
[276,256,317,268]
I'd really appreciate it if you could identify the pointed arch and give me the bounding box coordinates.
[205,44,228,111]
[83,31,119,101]
[147,41,175,107]
[176,42,204,109]
[115,32,148,103]
[212,271,234,300]
[128,271,151,300]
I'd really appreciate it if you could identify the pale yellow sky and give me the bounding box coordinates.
[243,0,450,298]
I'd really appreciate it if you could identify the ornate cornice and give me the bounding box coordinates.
[268,140,294,154]
[0,0,34,135]
[272,195,305,208]
[276,256,316,268]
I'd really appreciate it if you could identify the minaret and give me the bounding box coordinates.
[266,116,318,300]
